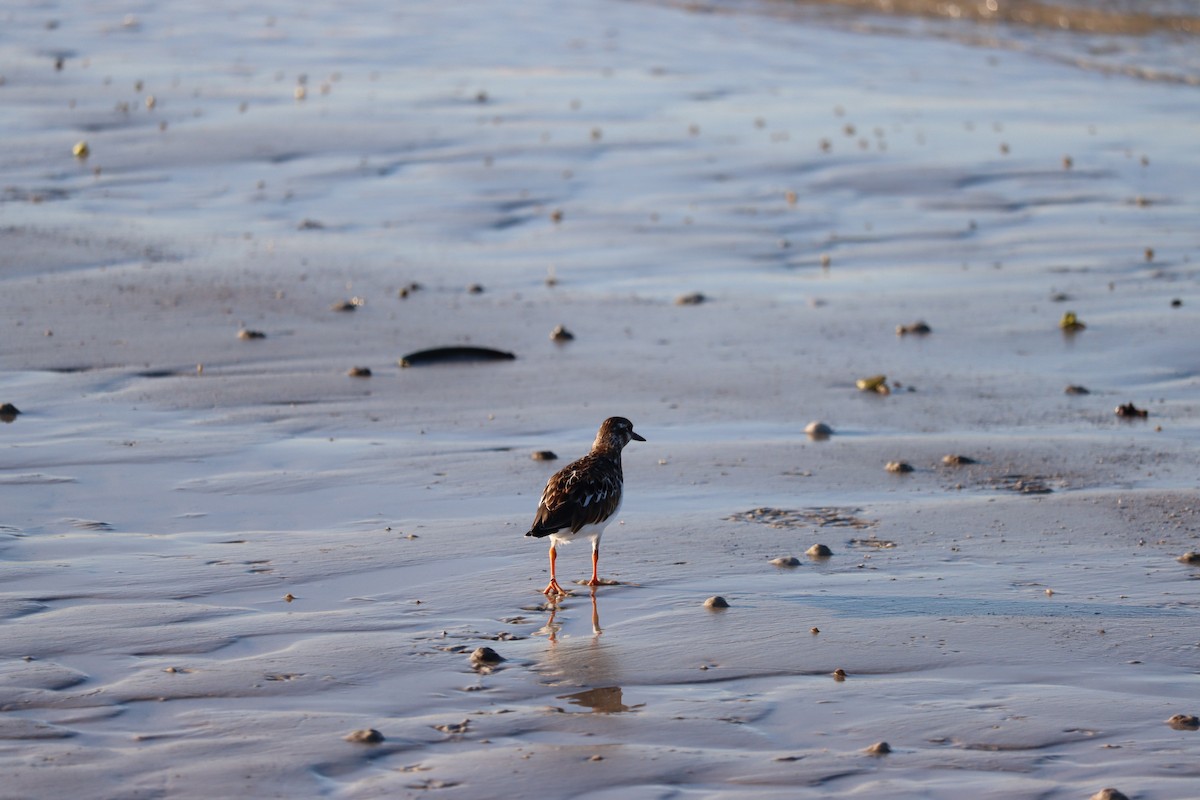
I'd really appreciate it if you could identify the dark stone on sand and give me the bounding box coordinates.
[895,321,931,336]
[399,347,516,367]
[1115,402,1148,418]
[467,283,484,294]
[1178,552,1200,565]
[1171,298,1182,307]
[885,461,913,474]
[1064,385,1090,395]
[531,450,557,461]
[806,544,833,558]
[1090,790,1131,800]
[865,741,891,756]
[344,728,384,744]
[331,299,359,312]
[237,328,266,340]
[1166,713,1199,730]
[704,595,729,609]
[550,324,574,342]
[832,668,846,681]
[347,366,372,378]
[771,556,801,567]
[470,646,505,667]
[675,292,706,306]
[1059,311,1086,332]
[0,403,20,423]
[942,454,976,465]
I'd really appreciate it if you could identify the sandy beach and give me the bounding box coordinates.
[2,0,1199,797]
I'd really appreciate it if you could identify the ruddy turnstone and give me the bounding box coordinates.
[526,417,645,596]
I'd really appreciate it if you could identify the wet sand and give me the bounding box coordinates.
[2,0,1199,797]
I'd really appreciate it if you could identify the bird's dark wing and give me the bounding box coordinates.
[526,453,623,537]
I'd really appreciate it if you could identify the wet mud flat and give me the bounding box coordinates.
[2,0,1199,797]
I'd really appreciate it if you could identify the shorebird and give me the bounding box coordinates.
[525,417,645,596]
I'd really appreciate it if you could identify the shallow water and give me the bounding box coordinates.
[2,0,1199,797]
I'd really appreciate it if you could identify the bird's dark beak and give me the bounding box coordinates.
[631,431,646,442]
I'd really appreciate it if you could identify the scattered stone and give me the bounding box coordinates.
[531,450,557,461]
[865,741,891,756]
[344,728,384,744]
[1178,552,1200,565]
[1166,713,1199,730]
[856,374,890,394]
[805,543,833,558]
[704,595,729,609]
[1064,385,1090,395]
[1059,311,1086,331]
[1144,247,1155,262]
[1089,790,1130,800]
[72,141,90,159]
[1115,402,1148,419]
[832,668,847,681]
[398,282,422,299]
[399,347,516,367]
[885,461,913,474]
[820,253,832,268]
[675,292,706,306]
[770,556,801,567]
[942,454,975,466]
[470,647,504,667]
[296,219,324,230]
[895,321,932,336]
[283,593,295,602]
[331,298,364,312]
[237,328,266,340]
[0,403,20,423]
[810,627,820,634]
[804,421,833,440]
[347,366,372,378]
[550,324,574,343]
[433,720,470,735]
[550,209,563,224]
[467,283,484,294]
[588,754,604,762]
[1171,298,1183,307]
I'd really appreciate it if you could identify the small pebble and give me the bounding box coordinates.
[1064,385,1090,395]
[467,283,484,294]
[810,627,820,635]
[331,299,361,312]
[832,668,846,681]
[531,450,558,461]
[344,728,384,744]
[0,403,20,422]
[347,366,372,378]
[676,292,706,306]
[804,421,833,439]
[283,593,295,602]
[895,321,932,336]
[771,556,801,567]
[942,454,976,465]
[550,209,563,224]
[885,461,913,473]
[470,647,505,667]
[864,741,891,756]
[550,324,574,342]
[237,329,266,340]
[1059,311,1086,331]
[1089,790,1130,800]
[73,141,90,159]
[1115,402,1148,419]
[1166,713,1199,730]
[1177,552,1200,564]
[806,543,833,558]
[588,754,604,762]
[856,374,889,394]
[704,595,729,609]
[1170,298,1182,307]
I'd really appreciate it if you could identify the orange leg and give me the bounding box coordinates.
[541,544,566,596]
[586,545,601,587]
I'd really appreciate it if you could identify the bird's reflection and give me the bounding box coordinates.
[557,685,640,713]
[536,588,602,643]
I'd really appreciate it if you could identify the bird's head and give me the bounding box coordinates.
[595,416,646,453]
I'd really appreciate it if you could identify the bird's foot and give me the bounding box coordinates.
[541,579,568,597]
